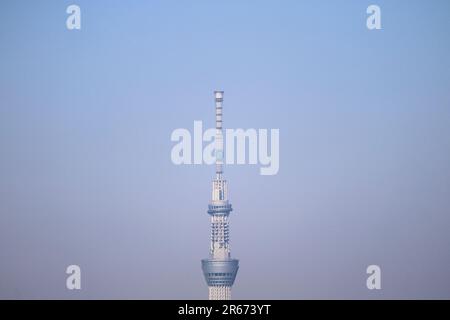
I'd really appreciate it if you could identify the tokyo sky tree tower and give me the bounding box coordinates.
[201,91,239,300]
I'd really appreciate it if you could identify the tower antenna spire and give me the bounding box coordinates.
[214,91,224,176]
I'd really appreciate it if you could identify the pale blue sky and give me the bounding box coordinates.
[0,0,449,298]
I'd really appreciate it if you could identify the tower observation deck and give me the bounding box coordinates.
[201,91,239,300]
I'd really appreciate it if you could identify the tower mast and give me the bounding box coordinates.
[201,91,239,300]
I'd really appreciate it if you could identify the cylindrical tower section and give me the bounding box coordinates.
[210,214,230,259]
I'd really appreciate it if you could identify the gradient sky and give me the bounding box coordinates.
[1,0,449,299]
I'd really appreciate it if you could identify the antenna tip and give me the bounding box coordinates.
[214,91,224,100]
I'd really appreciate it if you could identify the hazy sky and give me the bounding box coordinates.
[1,0,449,299]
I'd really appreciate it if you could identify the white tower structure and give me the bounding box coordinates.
[201,91,239,300]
